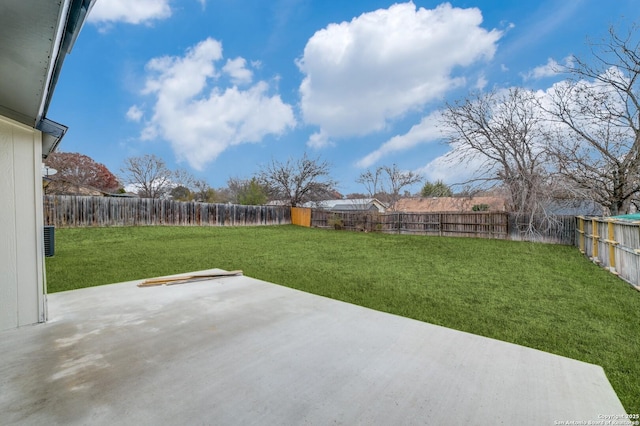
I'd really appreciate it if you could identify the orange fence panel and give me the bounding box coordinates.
[291,207,311,227]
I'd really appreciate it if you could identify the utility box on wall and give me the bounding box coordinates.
[44,226,55,257]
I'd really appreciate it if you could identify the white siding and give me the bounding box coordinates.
[0,115,46,331]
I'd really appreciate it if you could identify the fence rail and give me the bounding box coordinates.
[311,210,576,245]
[43,196,576,245]
[577,216,640,289]
[44,196,291,228]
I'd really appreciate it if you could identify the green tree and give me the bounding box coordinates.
[472,204,490,211]
[192,179,223,203]
[170,185,192,201]
[421,180,453,197]
[238,178,268,205]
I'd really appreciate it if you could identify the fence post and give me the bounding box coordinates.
[605,219,617,273]
[577,216,585,253]
[591,218,599,262]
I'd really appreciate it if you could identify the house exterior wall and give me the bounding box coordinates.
[0,115,46,331]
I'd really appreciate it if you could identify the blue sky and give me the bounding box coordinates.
[48,0,637,195]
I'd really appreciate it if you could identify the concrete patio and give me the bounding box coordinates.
[0,269,626,425]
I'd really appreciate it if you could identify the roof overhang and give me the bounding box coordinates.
[0,0,95,157]
[37,118,68,157]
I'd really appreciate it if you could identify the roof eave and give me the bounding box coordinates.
[37,0,96,157]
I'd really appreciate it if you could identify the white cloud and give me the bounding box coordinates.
[522,57,562,80]
[307,130,333,149]
[356,111,443,168]
[88,0,172,25]
[126,105,144,122]
[297,2,502,144]
[222,58,253,85]
[416,152,483,185]
[136,38,296,170]
[475,75,488,90]
[527,56,576,81]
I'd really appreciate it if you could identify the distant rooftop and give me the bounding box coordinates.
[396,197,507,212]
[303,198,387,212]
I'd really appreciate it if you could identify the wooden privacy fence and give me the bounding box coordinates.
[291,207,311,227]
[44,195,291,227]
[311,210,576,245]
[577,216,640,289]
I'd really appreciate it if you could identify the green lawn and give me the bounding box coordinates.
[46,225,640,413]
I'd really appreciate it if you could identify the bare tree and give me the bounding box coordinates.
[441,88,554,228]
[356,168,383,198]
[381,164,422,210]
[192,179,223,203]
[345,192,368,199]
[172,168,196,190]
[257,153,337,207]
[167,168,199,201]
[120,154,173,199]
[544,25,640,215]
[357,164,421,210]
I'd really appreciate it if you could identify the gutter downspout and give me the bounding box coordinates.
[37,0,96,126]
[36,0,72,126]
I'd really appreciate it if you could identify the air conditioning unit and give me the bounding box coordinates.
[44,226,55,257]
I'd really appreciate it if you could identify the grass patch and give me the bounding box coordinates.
[46,225,640,413]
